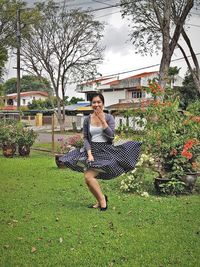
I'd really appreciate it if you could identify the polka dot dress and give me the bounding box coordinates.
[59,141,142,180]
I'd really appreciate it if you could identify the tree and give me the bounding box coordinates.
[168,66,181,88]
[0,0,14,79]
[28,96,57,110]
[121,0,194,88]
[178,70,200,109]
[0,45,7,79]
[176,30,200,93]
[20,1,104,130]
[3,75,53,94]
[0,0,40,80]
[68,97,85,105]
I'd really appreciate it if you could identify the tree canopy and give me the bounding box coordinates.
[121,0,194,88]
[3,75,53,95]
[0,0,40,80]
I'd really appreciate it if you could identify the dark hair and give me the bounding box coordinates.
[90,93,105,105]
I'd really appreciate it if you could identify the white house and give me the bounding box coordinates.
[76,71,183,109]
[1,91,49,110]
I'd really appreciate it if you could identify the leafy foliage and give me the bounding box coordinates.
[178,71,200,109]
[0,0,41,78]
[158,178,186,195]
[0,119,37,148]
[125,81,200,180]
[3,75,53,94]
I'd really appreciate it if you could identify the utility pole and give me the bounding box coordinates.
[16,8,21,110]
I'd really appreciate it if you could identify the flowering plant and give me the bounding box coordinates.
[0,120,21,147]
[67,134,83,149]
[171,138,200,175]
[120,153,154,193]
[135,84,200,180]
[57,134,83,154]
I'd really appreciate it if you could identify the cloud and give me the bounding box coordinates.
[103,22,133,56]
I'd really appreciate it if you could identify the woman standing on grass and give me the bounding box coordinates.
[60,93,142,211]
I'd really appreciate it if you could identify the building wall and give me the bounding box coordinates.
[141,73,158,86]
[101,89,126,106]
[8,94,48,106]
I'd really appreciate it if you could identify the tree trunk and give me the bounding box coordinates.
[181,28,200,94]
[159,50,171,89]
[158,0,172,89]
[55,92,65,132]
[61,85,66,131]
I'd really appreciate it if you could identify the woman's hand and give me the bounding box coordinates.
[94,108,108,128]
[94,107,105,123]
[88,154,94,162]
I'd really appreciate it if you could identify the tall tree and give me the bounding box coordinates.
[3,75,53,94]
[0,0,40,80]
[0,0,15,79]
[178,70,200,108]
[20,1,104,130]
[168,66,181,88]
[121,0,194,88]
[176,30,200,93]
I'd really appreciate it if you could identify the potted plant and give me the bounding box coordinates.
[172,138,200,191]
[17,128,38,156]
[0,120,19,157]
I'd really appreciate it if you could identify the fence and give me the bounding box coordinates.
[2,112,145,131]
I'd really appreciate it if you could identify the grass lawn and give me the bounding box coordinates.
[32,143,54,152]
[0,151,200,267]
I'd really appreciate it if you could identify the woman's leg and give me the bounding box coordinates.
[84,169,106,208]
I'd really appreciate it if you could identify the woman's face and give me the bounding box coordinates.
[91,96,104,111]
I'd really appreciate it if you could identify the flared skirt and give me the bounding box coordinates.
[59,141,142,180]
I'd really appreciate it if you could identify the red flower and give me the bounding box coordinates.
[181,149,193,160]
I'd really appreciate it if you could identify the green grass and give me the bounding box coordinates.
[32,142,53,151]
[0,151,200,267]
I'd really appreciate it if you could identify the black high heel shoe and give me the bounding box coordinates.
[100,195,108,211]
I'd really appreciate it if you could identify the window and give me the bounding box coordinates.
[132,91,142,98]
[132,91,146,99]
[23,99,26,105]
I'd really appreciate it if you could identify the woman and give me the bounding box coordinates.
[59,93,142,211]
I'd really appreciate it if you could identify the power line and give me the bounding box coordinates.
[96,52,200,79]
[96,10,120,18]
[60,52,200,84]
[57,0,119,8]
[92,0,115,7]
[56,1,122,12]
[186,23,200,28]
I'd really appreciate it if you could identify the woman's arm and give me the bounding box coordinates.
[83,117,91,151]
[103,114,115,141]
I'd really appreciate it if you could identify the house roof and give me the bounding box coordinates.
[106,99,154,110]
[77,106,93,111]
[124,71,158,80]
[104,71,158,86]
[64,102,90,111]
[4,91,49,99]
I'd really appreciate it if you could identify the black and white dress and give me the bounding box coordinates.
[59,115,142,180]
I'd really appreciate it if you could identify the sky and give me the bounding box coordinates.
[4,0,200,98]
